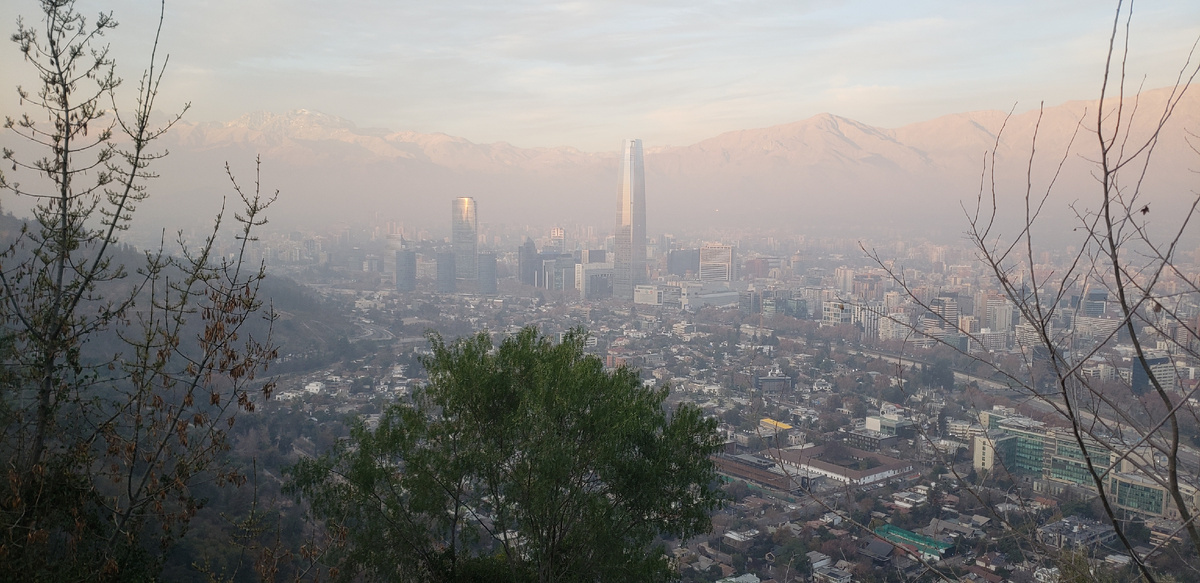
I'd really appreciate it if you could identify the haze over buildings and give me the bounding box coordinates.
[1,3,1198,246]
[69,88,1196,249]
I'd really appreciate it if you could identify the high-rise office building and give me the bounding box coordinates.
[452,197,477,280]
[395,250,417,292]
[699,244,733,282]
[987,299,1015,332]
[517,238,538,286]
[542,254,575,291]
[834,266,855,294]
[1082,287,1108,317]
[667,249,700,277]
[436,252,456,293]
[580,249,606,264]
[928,294,959,333]
[575,262,614,299]
[547,227,567,254]
[477,253,497,295]
[613,139,646,300]
[1132,352,1175,395]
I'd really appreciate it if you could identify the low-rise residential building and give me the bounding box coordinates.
[1036,516,1117,550]
[846,427,899,452]
[806,551,832,570]
[722,529,760,552]
[813,566,854,583]
[758,417,792,440]
[769,445,915,487]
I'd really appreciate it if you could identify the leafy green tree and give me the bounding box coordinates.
[0,1,276,579]
[287,327,724,582]
[771,529,810,578]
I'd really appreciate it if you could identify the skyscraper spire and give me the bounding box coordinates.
[613,139,646,300]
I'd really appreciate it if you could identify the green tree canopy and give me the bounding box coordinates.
[921,359,955,391]
[286,327,724,582]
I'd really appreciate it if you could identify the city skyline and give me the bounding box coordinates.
[6,2,1200,579]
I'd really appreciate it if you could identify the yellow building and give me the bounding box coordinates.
[759,418,792,439]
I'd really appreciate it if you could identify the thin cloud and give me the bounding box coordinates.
[0,0,1197,150]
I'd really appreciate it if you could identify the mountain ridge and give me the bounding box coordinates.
[35,86,1199,241]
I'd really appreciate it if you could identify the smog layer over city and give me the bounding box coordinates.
[3,1,1200,582]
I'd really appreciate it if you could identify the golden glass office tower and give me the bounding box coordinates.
[451,197,477,280]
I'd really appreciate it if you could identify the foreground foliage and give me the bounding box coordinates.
[0,1,276,579]
[287,327,724,582]
[862,4,1200,581]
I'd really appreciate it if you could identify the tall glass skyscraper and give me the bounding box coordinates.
[436,252,456,293]
[613,139,646,300]
[395,250,417,292]
[477,252,497,295]
[451,197,477,279]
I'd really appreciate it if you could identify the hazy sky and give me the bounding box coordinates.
[3,1,1199,151]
